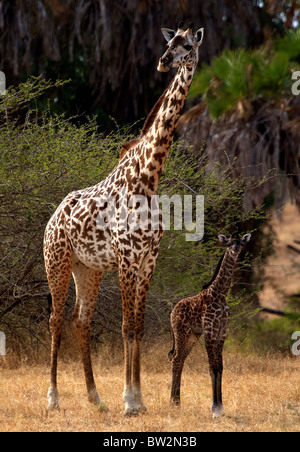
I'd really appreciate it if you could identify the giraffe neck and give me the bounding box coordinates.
[209,248,239,298]
[139,62,196,193]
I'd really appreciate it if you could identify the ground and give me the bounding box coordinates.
[0,341,299,432]
[1,205,300,433]
[259,203,300,312]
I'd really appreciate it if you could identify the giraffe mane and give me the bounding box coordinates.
[142,86,171,136]
[202,251,226,290]
[119,82,171,161]
[119,138,141,160]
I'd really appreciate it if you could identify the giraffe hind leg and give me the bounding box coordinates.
[45,254,72,411]
[169,326,198,406]
[72,264,105,408]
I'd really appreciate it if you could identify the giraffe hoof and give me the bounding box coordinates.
[123,407,139,417]
[47,403,60,411]
[47,387,60,411]
[169,399,181,408]
[96,402,109,413]
[212,404,225,418]
[138,404,147,413]
[123,403,147,416]
[88,389,102,405]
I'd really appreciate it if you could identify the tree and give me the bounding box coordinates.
[0,0,293,124]
[177,30,300,210]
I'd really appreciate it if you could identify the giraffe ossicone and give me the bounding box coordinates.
[44,23,204,415]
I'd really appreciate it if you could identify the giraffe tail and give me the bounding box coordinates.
[46,292,61,349]
[168,327,175,361]
[47,292,52,315]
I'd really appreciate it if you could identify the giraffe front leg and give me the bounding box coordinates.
[119,263,139,416]
[131,331,147,413]
[130,291,149,412]
[122,328,136,415]
[205,339,226,418]
[130,248,160,413]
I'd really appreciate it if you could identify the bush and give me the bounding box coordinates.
[0,77,265,358]
[246,314,300,355]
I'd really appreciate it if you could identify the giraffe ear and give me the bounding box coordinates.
[218,234,229,245]
[241,233,251,244]
[161,28,176,43]
[195,28,204,46]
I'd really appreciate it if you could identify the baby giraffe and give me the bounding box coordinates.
[169,233,251,418]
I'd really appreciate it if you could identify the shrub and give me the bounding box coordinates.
[0,78,265,358]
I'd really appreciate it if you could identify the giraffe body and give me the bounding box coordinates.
[44,23,204,414]
[169,234,251,417]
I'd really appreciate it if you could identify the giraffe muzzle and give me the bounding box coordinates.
[157,55,173,72]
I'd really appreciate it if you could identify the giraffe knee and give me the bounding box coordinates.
[49,312,60,332]
[72,315,89,336]
[138,330,144,341]
[123,328,135,343]
[134,325,144,341]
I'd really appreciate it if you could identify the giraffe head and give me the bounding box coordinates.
[218,234,251,256]
[157,21,204,72]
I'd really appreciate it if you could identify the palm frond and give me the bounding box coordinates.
[190,30,299,119]
[275,28,300,62]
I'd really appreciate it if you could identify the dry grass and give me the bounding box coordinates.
[0,340,299,432]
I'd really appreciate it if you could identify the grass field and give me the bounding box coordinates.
[0,340,299,432]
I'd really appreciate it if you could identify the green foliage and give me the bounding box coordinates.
[238,290,300,355]
[0,76,68,115]
[247,314,300,355]
[275,28,300,63]
[0,78,128,354]
[0,77,265,355]
[252,51,291,98]
[189,30,300,118]
[152,144,264,320]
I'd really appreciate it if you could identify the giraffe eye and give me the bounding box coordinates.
[184,44,193,51]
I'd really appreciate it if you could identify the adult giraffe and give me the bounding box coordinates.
[44,22,204,415]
